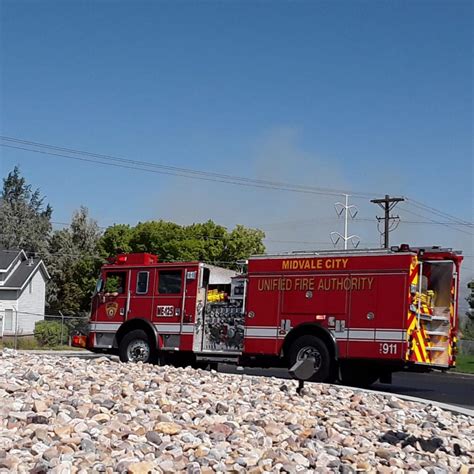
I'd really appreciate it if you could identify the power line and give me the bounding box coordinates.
[404,197,472,226]
[398,206,474,236]
[2,135,472,237]
[261,217,473,230]
[0,137,376,199]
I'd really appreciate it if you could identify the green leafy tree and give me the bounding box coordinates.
[222,225,266,265]
[98,219,266,268]
[98,224,133,256]
[129,220,186,261]
[0,166,52,254]
[46,207,102,314]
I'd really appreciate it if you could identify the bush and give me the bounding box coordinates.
[34,320,67,347]
[461,319,474,341]
[65,316,89,337]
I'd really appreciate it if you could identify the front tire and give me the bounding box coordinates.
[289,335,332,382]
[119,329,156,363]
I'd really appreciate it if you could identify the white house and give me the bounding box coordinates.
[0,250,50,336]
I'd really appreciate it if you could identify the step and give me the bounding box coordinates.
[430,316,450,322]
[196,353,240,364]
[426,331,449,337]
[414,361,449,369]
[418,314,433,321]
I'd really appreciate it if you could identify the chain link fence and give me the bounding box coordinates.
[0,309,89,350]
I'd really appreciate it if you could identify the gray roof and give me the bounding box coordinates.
[2,258,45,289]
[0,250,19,271]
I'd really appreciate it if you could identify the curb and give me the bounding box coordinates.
[451,371,474,378]
[13,349,95,358]
[349,386,474,418]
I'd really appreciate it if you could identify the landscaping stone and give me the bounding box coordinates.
[0,349,472,472]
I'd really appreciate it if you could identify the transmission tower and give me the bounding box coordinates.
[330,194,360,250]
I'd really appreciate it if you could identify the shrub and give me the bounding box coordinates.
[461,319,474,341]
[34,320,67,347]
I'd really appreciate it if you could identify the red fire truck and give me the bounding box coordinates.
[73,245,463,386]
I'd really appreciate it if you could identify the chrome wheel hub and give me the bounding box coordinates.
[127,340,150,362]
[296,345,322,372]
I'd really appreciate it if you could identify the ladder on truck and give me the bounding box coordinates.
[411,261,456,367]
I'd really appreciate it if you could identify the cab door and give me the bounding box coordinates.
[128,269,155,320]
[96,269,130,328]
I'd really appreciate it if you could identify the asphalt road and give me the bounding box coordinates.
[218,365,474,410]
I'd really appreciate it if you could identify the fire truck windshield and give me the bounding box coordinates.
[94,277,104,295]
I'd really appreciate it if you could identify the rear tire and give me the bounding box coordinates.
[289,335,332,382]
[119,329,156,363]
[339,361,379,388]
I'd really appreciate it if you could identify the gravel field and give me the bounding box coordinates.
[0,350,473,473]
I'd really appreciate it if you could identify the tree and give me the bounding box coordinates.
[222,225,266,267]
[97,219,266,268]
[462,280,474,340]
[0,166,52,254]
[46,207,102,314]
[98,224,133,257]
[129,220,187,261]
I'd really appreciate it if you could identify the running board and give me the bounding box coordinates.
[196,354,239,364]
[414,361,450,369]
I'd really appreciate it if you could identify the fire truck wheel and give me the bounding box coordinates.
[289,335,331,382]
[339,362,379,388]
[119,330,156,364]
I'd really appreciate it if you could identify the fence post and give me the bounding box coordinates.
[59,311,65,346]
[14,308,19,351]
[0,309,4,347]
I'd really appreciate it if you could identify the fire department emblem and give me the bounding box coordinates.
[105,302,118,319]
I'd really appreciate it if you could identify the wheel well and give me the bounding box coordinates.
[281,324,338,362]
[115,319,159,349]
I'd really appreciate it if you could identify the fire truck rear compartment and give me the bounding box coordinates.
[409,260,456,368]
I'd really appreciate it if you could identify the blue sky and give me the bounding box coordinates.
[0,0,472,279]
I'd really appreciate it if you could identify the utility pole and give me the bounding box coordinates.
[371,195,404,249]
[330,194,360,250]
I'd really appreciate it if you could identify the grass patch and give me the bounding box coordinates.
[0,336,40,350]
[454,354,474,374]
[0,336,84,351]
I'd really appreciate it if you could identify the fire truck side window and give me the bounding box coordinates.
[158,270,182,294]
[136,272,149,294]
[104,271,126,294]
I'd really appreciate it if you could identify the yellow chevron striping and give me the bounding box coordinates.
[413,340,423,363]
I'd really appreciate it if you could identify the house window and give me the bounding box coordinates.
[136,272,149,294]
[4,309,13,331]
[29,281,33,294]
[158,270,182,294]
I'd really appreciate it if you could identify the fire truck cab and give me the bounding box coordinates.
[75,245,463,386]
